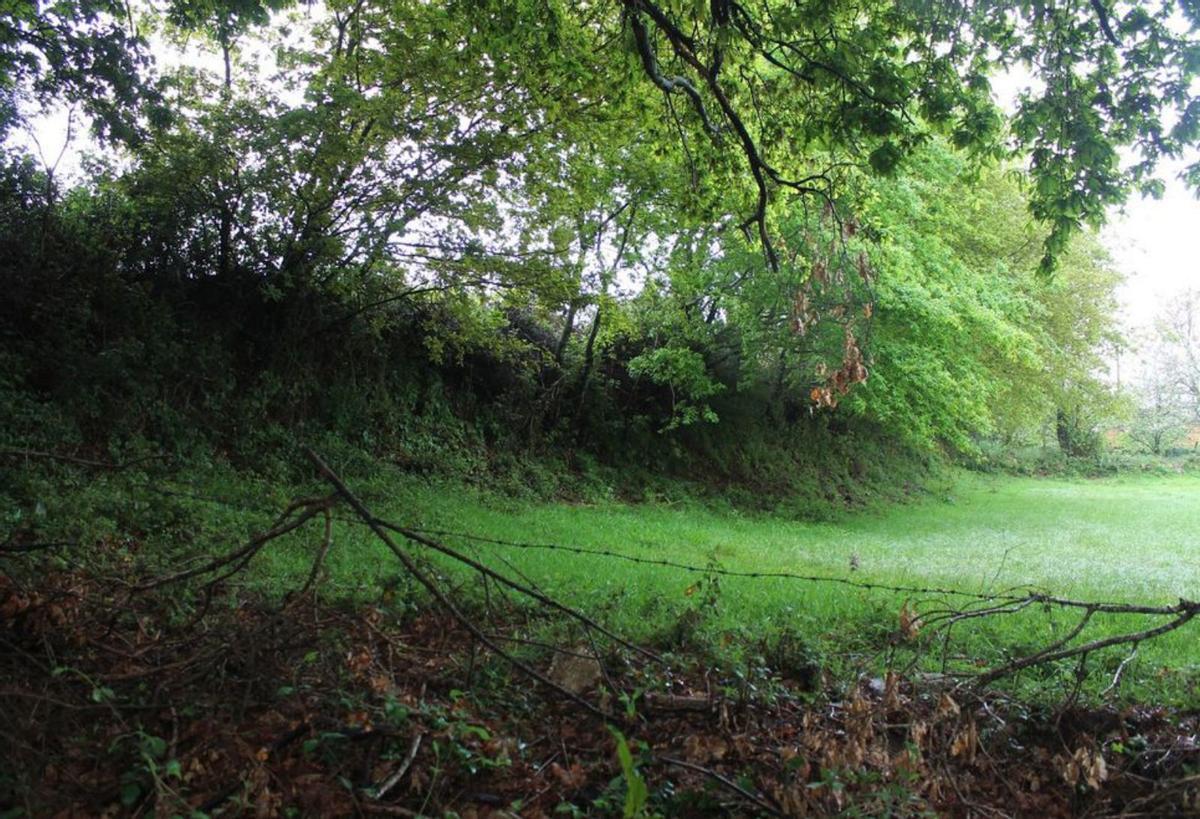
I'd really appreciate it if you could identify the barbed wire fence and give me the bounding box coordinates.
[5,446,1199,815]
[5,444,1196,702]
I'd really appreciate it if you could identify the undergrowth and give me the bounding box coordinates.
[4,450,1197,708]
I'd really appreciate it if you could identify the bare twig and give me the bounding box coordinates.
[0,447,167,471]
[657,755,782,816]
[973,609,1196,688]
[1101,645,1139,700]
[297,508,335,597]
[375,522,662,666]
[374,733,423,800]
[304,447,616,721]
[133,497,333,592]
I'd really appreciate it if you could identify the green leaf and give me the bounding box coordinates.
[120,782,142,807]
[608,727,648,818]
[141,734,168,759]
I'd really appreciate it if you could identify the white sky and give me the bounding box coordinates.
[1104,166,1200,332]
[987,66,1200,345]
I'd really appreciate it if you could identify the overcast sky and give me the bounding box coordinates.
[1104,165,1200,332]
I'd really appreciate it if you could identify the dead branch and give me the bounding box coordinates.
[657,755,782,816]
[407,524,1200,694]
[297,507,335,597]
[374,733,424,800]
[0,447,167,471]
[304,447,617,721]
[644,692,716,713]
[972,608,1197,689]
[133,496,334,592]
[375,521,663,666]
[1101,645,1139,700]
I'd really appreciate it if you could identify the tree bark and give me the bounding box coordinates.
[574,295,604,426]
[555,301,577,366]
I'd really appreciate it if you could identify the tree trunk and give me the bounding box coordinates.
[574,297,604,429]
[218,34,234,281]
[1056,408,1073,455]
[555,301,577,366]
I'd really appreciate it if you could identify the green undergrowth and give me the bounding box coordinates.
[6,446,1198,708]
[973,441,1200,478]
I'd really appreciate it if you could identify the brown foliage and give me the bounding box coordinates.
[2,560,1199,817]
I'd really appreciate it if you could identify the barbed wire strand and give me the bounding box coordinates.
[7,453,1194,621]
[403,527,1199,617]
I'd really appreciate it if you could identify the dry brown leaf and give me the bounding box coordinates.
[1062,746,1108,790]
[345,648,372,675]
[935,692,960,721]
[550,761,587,791]
[899,600,920,640]
[910,720,929,751]
[950,718,978,764]
[682,733,728,763]
[883,670,902,711]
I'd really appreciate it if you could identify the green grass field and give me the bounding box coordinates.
[249,469,1200,703]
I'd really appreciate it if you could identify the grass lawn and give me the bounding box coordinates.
[245,469,1200,703]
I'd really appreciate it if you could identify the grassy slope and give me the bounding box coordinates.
[252,468,1200,703]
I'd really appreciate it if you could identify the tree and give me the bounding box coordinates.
[1029,233,1127,456]
[0,0,1172,456]
[605,0,1200,272]
[1154,288,1200,422]
[838,143,1124,453]
[0,0,156,143]
[1120,289,1200,455]
[1126,360,1190,455]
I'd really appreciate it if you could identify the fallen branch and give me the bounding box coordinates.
[304,447,617,721]
[972,608,1197,688]
[133,496,334,592]
[0,447,167,471]
[1101,645,1139,699]
[644,692,716,713]
[374,733,424,800]
[410,526,1200,693]
[296,507,335,597]
[375,521,662,666]
[657,755,782,816]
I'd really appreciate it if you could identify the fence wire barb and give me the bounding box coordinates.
[404,527,1199,617]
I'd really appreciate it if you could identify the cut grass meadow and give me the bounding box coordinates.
[238,466,1200,705]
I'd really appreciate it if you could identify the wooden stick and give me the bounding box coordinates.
[304,447,615,722]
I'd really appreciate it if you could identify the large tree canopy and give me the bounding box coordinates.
[0,0,1175,456]
[610,0,1200,271]
[6,0,1199,266]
